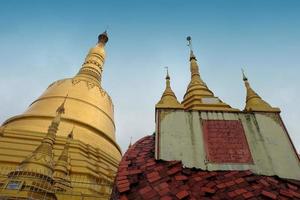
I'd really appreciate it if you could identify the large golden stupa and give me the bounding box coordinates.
[0,31,121,199]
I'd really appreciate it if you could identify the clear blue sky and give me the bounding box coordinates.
[0,0,299,152]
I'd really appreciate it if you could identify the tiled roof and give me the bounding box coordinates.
[111,135,300,200]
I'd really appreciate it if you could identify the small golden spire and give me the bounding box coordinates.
[242,69,280,112]
[57,129,73,164]
[182,36,237,111]
[165,66,171,89]
[156,67,183,109]
[76,31,109,83]
[184,36,214,98]
[18,97,67,176]
[53,127,74,191]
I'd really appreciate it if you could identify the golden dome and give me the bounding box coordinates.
[2,31,121,161]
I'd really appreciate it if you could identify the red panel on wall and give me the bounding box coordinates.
[202,120,253,164]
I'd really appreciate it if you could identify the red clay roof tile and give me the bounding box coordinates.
[176,190,189,199]
[261,190,277,199]
[111,135,300,200]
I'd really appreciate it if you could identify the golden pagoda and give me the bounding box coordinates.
[0,31,121,199]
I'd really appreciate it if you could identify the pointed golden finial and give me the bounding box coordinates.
[241,68,248,81]
[165,66,170,80]
[242,69,280,112]
[52,94,68,125]
[187,36,196,61]
[53,127,74,191]
[60,127,74,160]
[185,36,203,80]
[156,67,183,109]
[164,66,171,89]
[187,36,193,50]
[56,94,68,114]
[182,37,237,111]
[98,30,109,45]
[76,31,109,83]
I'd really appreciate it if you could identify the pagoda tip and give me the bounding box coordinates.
[165,66,170,80]
[98,30,109,44]
[241,68,248,81]
[56,94,68,114]
[68,126,74,139]
[186,36,193,51]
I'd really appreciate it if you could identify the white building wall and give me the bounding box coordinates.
[156,110,300,180]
